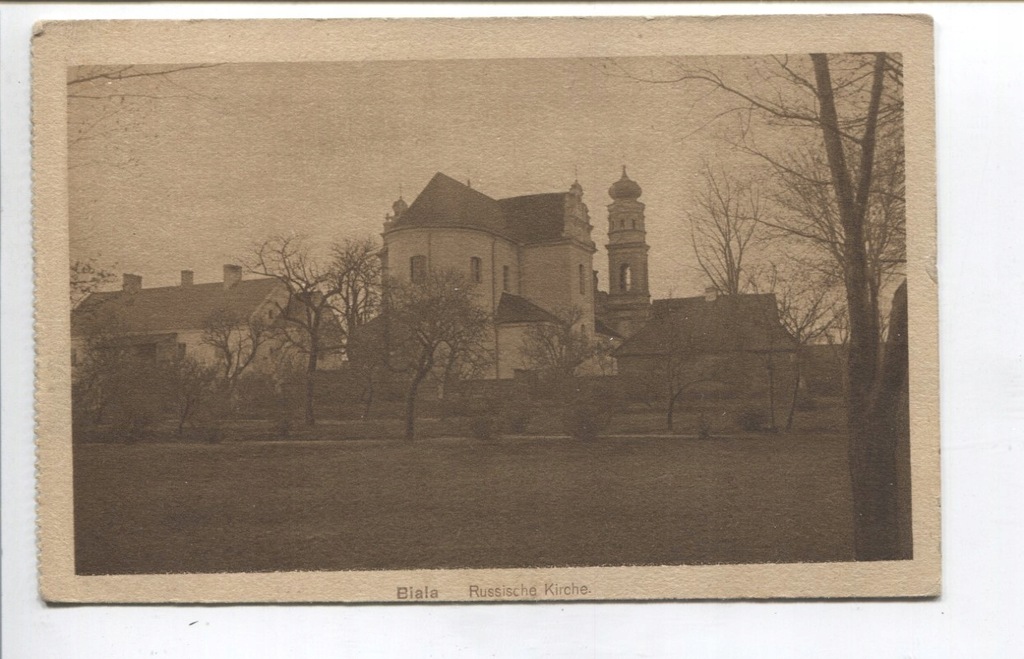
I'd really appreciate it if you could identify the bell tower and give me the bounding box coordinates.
[604,167,651,337]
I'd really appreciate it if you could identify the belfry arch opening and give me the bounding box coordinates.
[619,263,632,292]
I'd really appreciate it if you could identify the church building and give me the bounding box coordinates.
[379,169,652,378]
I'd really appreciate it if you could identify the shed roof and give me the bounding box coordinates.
[494,293,560,325]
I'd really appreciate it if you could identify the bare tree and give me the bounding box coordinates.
[519,306,595,379]
[70,258,116,308]
[201,309,270,394]
[166,356,218,436]
[248,235,345,426]
[68,64,220,169]
[71,305,133,428]
[689,165,763,296]
[381,270,492,441]
[329,237,382,351]
[751,263,840,430]
[634,312,731,433]
[611,52,908,559]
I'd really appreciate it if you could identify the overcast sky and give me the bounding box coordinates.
[69,57,764,298]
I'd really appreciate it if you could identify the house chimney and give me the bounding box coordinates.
[704,286,718,302]
[223,264,242,290]
[180,270,194,287]
[122,273,142,294]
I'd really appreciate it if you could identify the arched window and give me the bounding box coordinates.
[578,264,586,294]
[410,255,427,283]
[619,263,632,292]
[470,257,482,283]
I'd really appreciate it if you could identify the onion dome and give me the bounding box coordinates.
[608,166,642,200]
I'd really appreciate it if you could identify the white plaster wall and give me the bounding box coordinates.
[384,227,519,312]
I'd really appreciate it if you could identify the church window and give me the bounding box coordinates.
[470,257,482,283]
[619,263,632,292]
[632,218,636,229]
[410,255,427,283]
[502,265,511,292]
[578,264,586,294]
[177,343,187,360]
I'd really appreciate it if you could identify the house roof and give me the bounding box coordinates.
[391,172,571,244]
[594,318,623,340]
[494,293,560,325]
[72,277,283,336]
[614,293,797,357]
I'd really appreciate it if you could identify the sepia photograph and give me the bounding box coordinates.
[33,16,938,601]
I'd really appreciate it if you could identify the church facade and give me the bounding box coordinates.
[379,169,652,378]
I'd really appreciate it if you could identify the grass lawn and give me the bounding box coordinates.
[74,433,855,575]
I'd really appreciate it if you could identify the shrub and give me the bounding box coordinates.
[561,400,613,442]
[470,415,498,441]
[109,411,153,444]
[736,407,770,433]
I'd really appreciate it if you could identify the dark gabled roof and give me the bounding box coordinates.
[594,318,623,340]
[494,293,559,325]
[615,293,797,357]
[72,277,282,336]
[395,172,507,235]
[498,193,569,243]
[391,173,570,244]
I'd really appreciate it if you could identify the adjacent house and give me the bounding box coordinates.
[71,265,344,375]
[614,288,798,393]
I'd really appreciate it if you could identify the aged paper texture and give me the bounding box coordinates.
[34,15,938,602]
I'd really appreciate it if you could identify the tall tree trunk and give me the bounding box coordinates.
[404,366,430,441]
[812,52,896,560]
[786,357,802,431]
[361,378,375,420]
[305,348,318,427]
[666,388,681,432]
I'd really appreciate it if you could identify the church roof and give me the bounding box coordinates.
[614,293,797,357]
[498,193,569,243]
[391,172,571,244]
[494,293,560,325]
[72,277,282,336]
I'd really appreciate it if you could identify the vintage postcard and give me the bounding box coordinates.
[34,15,938,602]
